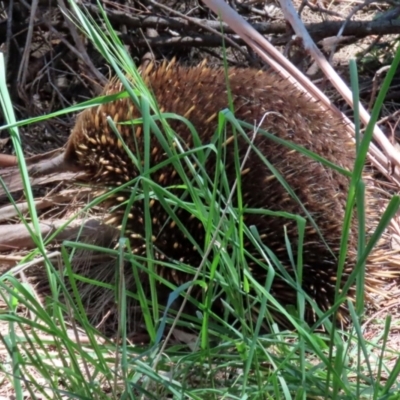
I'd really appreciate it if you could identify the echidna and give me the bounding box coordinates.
[62,61,395,327]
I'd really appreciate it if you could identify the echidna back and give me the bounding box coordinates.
[65,63,359,323]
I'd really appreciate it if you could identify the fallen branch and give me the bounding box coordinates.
[0,193,76,222]
[0,149,81,200]
[0,154,17,168]
[85,3,400,41]
[0,218,117,252]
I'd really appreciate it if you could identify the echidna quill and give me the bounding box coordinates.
[61,61,398,328]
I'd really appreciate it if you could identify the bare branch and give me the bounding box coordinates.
[0,218,117,252]
[85,3,400,43]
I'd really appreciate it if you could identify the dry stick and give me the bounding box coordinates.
[16,0,38,101]
[146,0,247,56]
[327,0,376,63]
[140,27,159,68]
[0,170,79,202]
[0,149,71,201]
[202,0,400,186]
[0,154,17,168]
[0,194,73,222]
[368,66,391,111]
[4,0,14,71]
[0,218,115,251]
[123,34,245,49]
[300,0,346,19]
[84,3,400,40]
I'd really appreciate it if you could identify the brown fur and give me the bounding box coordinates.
[64,61,391,325]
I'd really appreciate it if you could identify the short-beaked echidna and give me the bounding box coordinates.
[63,61,396,326]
